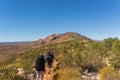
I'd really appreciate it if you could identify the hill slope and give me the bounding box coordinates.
[0,33,120,80]
[0,32,92,62]
[31,32,91,46]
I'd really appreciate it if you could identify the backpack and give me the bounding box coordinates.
[35,55,45,71]
[50,52,54,58]
[46,53,52,63]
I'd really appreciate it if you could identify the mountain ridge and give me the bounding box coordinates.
[31,32,92,46]
[0,32,92,62]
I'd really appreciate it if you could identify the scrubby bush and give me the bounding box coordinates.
[61,41,106,72]
[109,40,120,70]
[54,68,81,80]
[100,67,120,80]
[0,68,24,80]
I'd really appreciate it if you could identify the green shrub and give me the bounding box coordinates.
[100,66,120,80]
[109,40,120,70]
[0,68,24,80]
[54,68,81,80]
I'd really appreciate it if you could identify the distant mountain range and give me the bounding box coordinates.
[0,32,92,62]
[0,42,30,45]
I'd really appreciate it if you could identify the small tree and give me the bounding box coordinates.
[104,38,118,50]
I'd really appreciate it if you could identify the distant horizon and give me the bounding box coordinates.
[0,32,119,42]
[0,0,120,42]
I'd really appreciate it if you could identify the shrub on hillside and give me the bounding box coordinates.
[0,68,25,80]
[100,67,120,80]
[109,40,120,70]
[61,42,106,72]
[54,68,81,80]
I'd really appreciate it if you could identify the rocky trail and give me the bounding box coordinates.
[26,61,58,80]
[81,72,100,80]
[43,61,58,80]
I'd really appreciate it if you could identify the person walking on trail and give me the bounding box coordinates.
[46,50,54,68]
[34,55,45,80]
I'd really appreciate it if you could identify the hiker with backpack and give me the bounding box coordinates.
[45,50,54,68]
[34,55,45,80]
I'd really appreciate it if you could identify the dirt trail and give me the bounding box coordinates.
[26,60,58,80]
[42,61,58,80]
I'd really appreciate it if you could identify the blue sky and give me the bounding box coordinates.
[0,0,120,42]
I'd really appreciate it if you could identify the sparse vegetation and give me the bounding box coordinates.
[0,33,120,80]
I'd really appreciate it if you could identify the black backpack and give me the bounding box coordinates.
[35,55,45,71]
[46,53,52,63]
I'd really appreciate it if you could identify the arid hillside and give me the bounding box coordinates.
[0,32,92,62]
[0,33,120,80]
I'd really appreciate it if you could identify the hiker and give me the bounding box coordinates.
[45,50,54,68]
[34,55,45,80]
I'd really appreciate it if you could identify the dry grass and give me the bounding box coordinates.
[54,68,81,80]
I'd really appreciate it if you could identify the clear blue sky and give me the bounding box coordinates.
[0,0,120,42]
